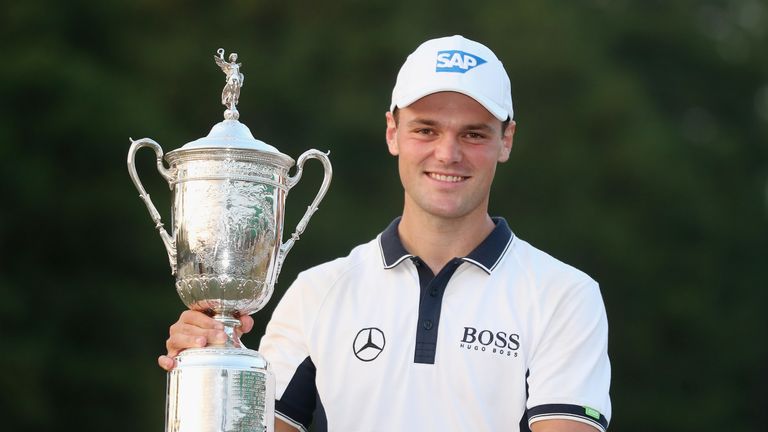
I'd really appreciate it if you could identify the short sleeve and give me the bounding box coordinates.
[526,279,612,431]
[258,277,317,432]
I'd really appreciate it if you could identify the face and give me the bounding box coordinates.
[385,91,515,222]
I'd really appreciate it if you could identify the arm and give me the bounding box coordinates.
[275,418,299,432]
[525,279,611,431]
[531,419,602,432]
[259,273,321,432]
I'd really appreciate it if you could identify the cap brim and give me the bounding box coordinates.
[392,88,510,121]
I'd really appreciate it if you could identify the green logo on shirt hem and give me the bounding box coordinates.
[584,406,600,420]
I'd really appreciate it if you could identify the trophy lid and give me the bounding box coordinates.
[167,48,294,166]
[180,119,282,153]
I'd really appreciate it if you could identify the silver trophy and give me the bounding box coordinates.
[127,48,332,432]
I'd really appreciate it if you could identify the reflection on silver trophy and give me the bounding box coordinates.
[127,48,332,432]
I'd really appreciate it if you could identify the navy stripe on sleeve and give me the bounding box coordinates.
[275,356,317,431]
[528,403,608,431]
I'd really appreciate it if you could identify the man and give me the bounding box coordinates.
[160,35,611,431]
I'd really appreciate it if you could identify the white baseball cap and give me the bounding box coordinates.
[390,35,513,121]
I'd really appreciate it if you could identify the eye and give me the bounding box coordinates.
[414,128,435,136]
[464,131,487,140]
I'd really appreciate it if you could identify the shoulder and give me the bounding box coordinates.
[505,236,601,302]
[510,237,594,279]
[267,236,382,335]
[283,235,382,303]
[297,236,381,285]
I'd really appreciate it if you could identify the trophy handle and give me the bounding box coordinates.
[127,137,178,275]
[277,149,333,276]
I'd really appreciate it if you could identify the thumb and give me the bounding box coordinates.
[239,315,255,334]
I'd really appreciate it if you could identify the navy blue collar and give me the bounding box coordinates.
[378,217,514,274]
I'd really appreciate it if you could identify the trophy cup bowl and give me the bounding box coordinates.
[168,145,293,323]
[127,49,331,432]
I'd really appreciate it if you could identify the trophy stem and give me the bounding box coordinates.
[210,315,243,348]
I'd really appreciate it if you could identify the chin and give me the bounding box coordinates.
[425,206,471,220]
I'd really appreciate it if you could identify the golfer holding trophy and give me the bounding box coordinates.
[128,49,332,432]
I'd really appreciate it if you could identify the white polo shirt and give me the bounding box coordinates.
[259,218,611,431]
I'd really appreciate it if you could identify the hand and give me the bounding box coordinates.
[157,310,254,371]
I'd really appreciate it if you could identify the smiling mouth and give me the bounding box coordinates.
[428,172,468,183]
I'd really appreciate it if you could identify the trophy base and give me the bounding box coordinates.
[165,347,275,432]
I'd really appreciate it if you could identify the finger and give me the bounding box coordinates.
[166,333,209,357]
[158,355,176,371]
[235,316,254,339]
[170,322,225,340]
[239,315,254,334]
[179,310,225,330]
[174,323,227,349]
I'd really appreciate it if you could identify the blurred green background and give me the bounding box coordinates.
[1,0,766,430]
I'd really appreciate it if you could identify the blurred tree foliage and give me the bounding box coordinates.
[1,0,766,430]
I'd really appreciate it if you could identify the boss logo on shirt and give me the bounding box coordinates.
[459,326,520,358]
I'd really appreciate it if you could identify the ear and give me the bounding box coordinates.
[497,120,515,163]
[385,111,399,156]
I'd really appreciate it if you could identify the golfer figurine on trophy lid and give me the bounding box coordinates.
[127,48,332,432]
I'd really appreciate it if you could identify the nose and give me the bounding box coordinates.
[433,136,462,164]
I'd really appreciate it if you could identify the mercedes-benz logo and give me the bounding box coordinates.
[353,327,386,362]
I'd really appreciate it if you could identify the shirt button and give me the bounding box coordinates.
[429,288,438,297]
[423,320,433,330]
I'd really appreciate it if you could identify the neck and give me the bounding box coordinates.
[397,209,495,274]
